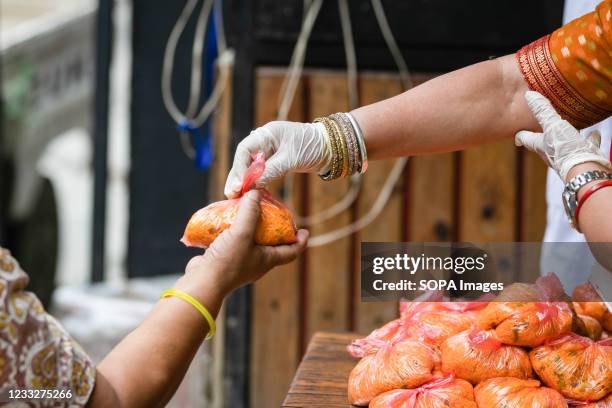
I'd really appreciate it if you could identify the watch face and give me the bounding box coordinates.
[562,190,577,226]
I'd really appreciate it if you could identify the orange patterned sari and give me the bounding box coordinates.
[517,0,612,129]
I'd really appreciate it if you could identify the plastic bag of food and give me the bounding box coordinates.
[181,152,297,248]
[580,314,603,341]
[474,377,568,407]
[348,302,478,358]
[477,274,574,347]
[347,339,440,406]
[440,329,532,384]
[368,375,477,408]
[530,334,612,401]
[573,283,612,331]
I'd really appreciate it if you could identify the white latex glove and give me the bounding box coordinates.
[224,121,331,198]
[515,91,611,182]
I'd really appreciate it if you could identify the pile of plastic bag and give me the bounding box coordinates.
[346,274,612,406]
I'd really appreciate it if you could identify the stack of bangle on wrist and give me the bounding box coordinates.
[563,169,612,231]
[315,112,368,181]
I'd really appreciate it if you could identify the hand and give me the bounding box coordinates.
[182,190,309,297]
[515,91,611,182]
[224,121,331,198]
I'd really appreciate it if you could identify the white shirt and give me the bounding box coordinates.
[541,0,612,291]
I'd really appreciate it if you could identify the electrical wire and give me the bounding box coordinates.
[306,0,412,247]
[161,0,234,159]
[277,0,323,122]
[281,0,364,226]
[370,0,413,89]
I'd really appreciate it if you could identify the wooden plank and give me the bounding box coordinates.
[305,72,352,342]
[250,69,304,408]
[353,73,403,334]
[407,153,456,242]
[458,140,517,242]
[521,149,547,241]
[283,332,359,408]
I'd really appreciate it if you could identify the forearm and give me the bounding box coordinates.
[352,54,539,159]
[89,273,225,408]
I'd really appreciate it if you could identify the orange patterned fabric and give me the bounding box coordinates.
[517,1,612,128]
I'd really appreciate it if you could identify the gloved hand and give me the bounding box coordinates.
[224,121,331,199]
[515,91,611,182]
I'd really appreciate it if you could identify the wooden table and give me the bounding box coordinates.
[283,332,360,407]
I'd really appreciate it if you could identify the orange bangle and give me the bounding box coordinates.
[575,180,612,232]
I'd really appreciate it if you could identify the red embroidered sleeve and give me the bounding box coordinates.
[517,1,612,128]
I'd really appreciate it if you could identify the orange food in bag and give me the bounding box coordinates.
[181,152,296,248]
[474,377,568,407]
[348,302,478,358]
[573,283,611,332]
[530,334,612,401]
[347,339,439,406]
[477,274,574,347]
[580,314,603,341]
[440,329,532,384]
[369,375,477,408]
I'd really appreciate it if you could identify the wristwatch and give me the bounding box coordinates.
[563,170,612,229]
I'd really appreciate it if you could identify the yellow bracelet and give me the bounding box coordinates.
[160,289,216,339]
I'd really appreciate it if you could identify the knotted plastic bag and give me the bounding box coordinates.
[368,375,477,408]
[477,274,574,347]
[474,377,568,408]
[347,338,440,406]
[440,329,533,384]
[182,152,297,248]
[530,334,612,401]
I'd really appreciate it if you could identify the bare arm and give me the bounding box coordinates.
[86,191,309,407]
[352,55,539,160]
[88,274,224,408]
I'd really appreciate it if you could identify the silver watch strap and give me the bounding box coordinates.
[565,170,612,194]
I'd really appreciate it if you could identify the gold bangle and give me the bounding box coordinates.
[330,118,349,178]
[331,113,358,176]
[315,117,340,180]
[160,289,216,339]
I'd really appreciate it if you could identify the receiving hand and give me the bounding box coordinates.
[515,91,611,182]
[224,121,331,198]
[184,190,309,296]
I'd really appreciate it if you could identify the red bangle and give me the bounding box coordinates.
[575,180,612,231]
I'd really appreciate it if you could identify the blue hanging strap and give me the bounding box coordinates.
[177,119,213,170]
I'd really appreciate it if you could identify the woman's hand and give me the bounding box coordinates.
[180,190,309,297]
[515,91,611,182]
[224,121,331,198]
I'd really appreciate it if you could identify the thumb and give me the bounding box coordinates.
[586,130,602,149]
[231,190,262,239]
[515,130,544,152]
